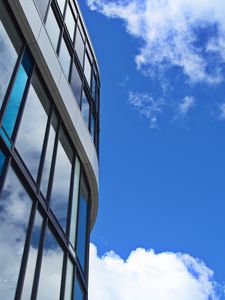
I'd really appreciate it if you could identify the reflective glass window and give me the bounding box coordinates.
[70,62,82,105]
[16,71,50,180]
[36,228,63,300]
[34,0,49,20]
[0,167,32,299]
[64,259,74,300]
[84,52,91,86]
[0,151,6,175]
[59,38,71,79]
[65,4,76,41]
[76,175,89,270]
[2,49,33,139]
[40,112,58,198]
[50,129,73,231]
[21,211,42,300]
[91,74,96,102]
[74,276,84,300]
[0,1,23,109]
[90,112,95,142]
[45,7,60,50]
[69,157,80,248]
[75,27,84,66]
[81,92,90,128]
[56,0,66,15]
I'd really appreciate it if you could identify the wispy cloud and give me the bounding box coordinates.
[218,103,225,120]
[128,91,164,128]
[179,96,195,115]
[87,0,225,84]
[89,243,222,300]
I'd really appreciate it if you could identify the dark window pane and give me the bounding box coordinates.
[56,0,66,15]
[0,1,23,108]
[45,7,60,50]
[2,50,33,139]
[50,129,72,231]
[76,175,89,270]
[21,211,42,300]
[64,259,74,300]
[91,74,96,102]
[81,92,90,128]
[74,276,84,300]
[84,52,91,86]
[34,0,49,20]
[0,151,6,175]
[0,167,32,299]
[69,157,80,248]
[70,62,82,105]
[65,4,76,41]
[16,71,50,180]
[36,228,63,300]
[59,38,71,79]
[75,27,84,66]
[90,112,95,142]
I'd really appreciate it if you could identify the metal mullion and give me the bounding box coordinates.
[43,0,52,24]
[30,217,48,300]
[46,116,60,206]
[84,189,91,283]
[60,252,69,300]
[15,201,37,300]
[36,104,54,190]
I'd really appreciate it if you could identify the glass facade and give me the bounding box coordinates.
[0,1,99,299]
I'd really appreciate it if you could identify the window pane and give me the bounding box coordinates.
[21,211,42,300]
[50,129,72,231]
[56,0,66,15]
[90,112,95,142]
[0,167,32,299]
[36,228,63,300]
[81,92,90,127]
[64,259,74,300]
[16,71,50,180]
[59,38,71,79]
[76,175,89,270]
[91,74,96,102]
[70,62,82,105]
[74,276,84,300]
[65,4,76,41]
[84,52,91,86]
[0,1,23,108]
[75,27,84,66]
[69,157,80,248]
[34,0,49,20]
[40,112,58,198]
[45,7,60,50]
[2,50,33,139]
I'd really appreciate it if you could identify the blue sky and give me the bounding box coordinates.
[78,1,225,299]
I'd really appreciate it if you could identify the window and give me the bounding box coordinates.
[0,1,23,109]
[36,227,64,300]
[81,92,90,128]
[50,129,73,231]
[64,259,74,300]
[76,174,89,270]
[91,73,97,102]
[74,275,85,300]
[84,52,91,86]
[65,3,76,41]
[56,0,66,15]
[40,112,58,198]
[45,7,60,50]
[75,27,84,66]
[2,49,33,140]
[0,167,32,299]
[21,211,43,300]
[16,71,50,180]
[70,61,82,105]
[69,157,80,248]
[34,0,49,20]
[90,112,95,142]
[59,38,71,79]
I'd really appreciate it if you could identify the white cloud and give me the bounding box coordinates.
[219,103,225,120]
[87,0,225,84]
[128,91,164,128]
[179,96,195,115]
[89,243,221,300]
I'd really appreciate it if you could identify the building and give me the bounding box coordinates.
[0,0,100,299]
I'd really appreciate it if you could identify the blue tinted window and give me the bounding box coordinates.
[81,92,90,128]
[76,175,89,270]
[0,151,5,175]
[74,276,84,300]
[2,50,33,139]
[70,62,82,105]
